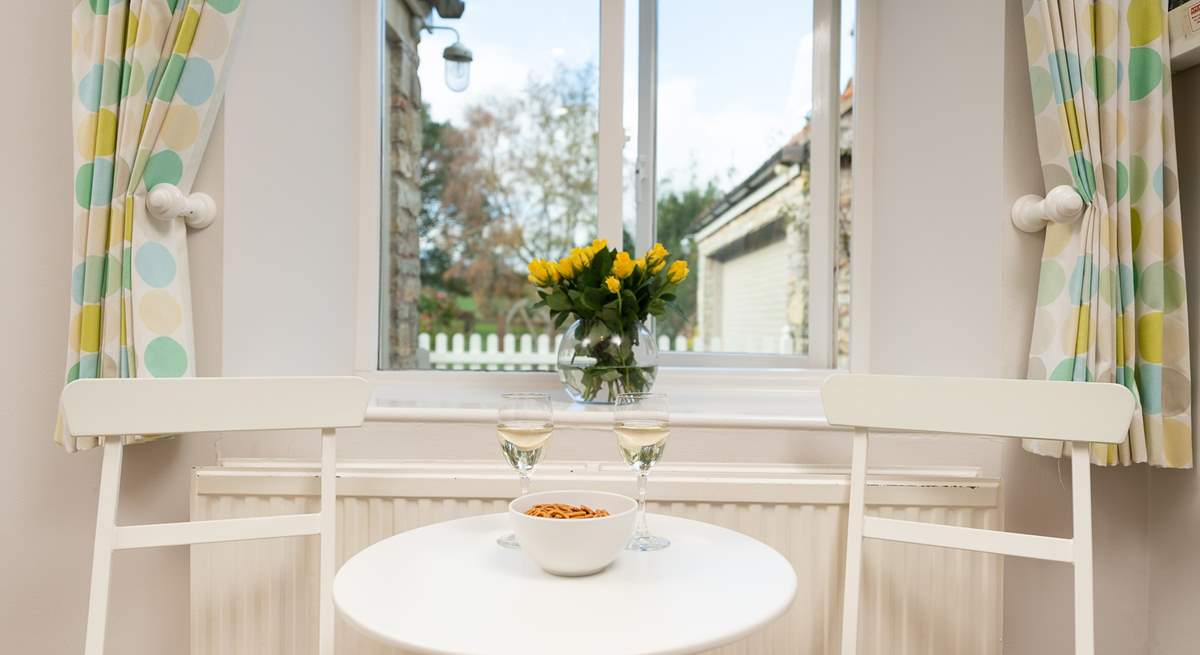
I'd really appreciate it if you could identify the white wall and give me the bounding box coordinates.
[0,3,225,653]
[1147,64,1200,655]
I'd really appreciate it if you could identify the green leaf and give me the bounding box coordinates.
[582,287,610,311]
[545,290,572,311]
[660,293,676,302]
[592,248,613,276]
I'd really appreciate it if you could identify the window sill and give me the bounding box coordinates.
[363,367,840,430]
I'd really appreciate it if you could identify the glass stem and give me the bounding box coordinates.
[635,471,649,538]
[519,471,531,498]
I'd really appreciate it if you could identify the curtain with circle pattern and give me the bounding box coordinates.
[1022,0,1190,467]
[60,0,244,451]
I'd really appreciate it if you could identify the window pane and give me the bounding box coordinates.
[380,1,599,370]
[656,0,853,361]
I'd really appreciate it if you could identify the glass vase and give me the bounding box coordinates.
[556,319,658,404]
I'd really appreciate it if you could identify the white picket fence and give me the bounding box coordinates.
[418,329,795,370]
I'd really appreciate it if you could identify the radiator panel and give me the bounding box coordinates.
[190,462,1001,655]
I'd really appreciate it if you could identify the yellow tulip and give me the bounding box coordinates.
[646,242,669,264]
[650,258,666,274]
[558,255,576,279]
[666,259,689,284]
[604,276,621,294]
[591,238,608,252]
[527,259,554,286]
[612,252,635,279]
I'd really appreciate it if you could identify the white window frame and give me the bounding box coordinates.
[353,0,872,383]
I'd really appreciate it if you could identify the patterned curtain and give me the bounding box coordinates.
[1023,0,1190,467]
[61,0,245,451]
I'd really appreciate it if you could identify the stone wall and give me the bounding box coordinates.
[382,1,429,368]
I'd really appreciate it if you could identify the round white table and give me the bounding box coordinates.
[334,513,797,655]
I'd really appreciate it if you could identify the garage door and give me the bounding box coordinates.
[718,237,789,352]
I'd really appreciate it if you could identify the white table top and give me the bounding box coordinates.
[334,513,797,655]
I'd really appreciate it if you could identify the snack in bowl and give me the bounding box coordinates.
[510,490,637,576]
[524,503,610,519]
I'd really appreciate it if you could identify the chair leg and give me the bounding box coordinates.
[1070,442,1094,655]
[85,436,124,655]
[318,428,336,655]
[840,428,869,655]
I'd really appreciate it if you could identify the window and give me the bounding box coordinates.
[373,0,853,372]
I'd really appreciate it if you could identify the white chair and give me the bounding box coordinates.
[821,374,1135,655]
[60,376,371,655]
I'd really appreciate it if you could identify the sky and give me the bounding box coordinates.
[412,0,855,194]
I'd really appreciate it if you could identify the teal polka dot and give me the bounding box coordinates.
[71,263,86,305]
[1118,264,1135,308]
[144,336,188,377]
[90,158,114,207]
[166,0,179,13]
[81,255,107,303]
[78,64,103,111]
[1037,260,1066,306]
[100,59,122,106]
[1129,47,1163,101]
[1069,256,1098,305]
[1136,364,1162,413]
[1116,160,1128,200]
[1030,66,1053,112]
[135,242,176,288]
[143,149,184,189]
[155,54,185,102]
[119,346,131,377]
[1051,356,1091,382]
[75,163,93,209]
[1130,156,1148,203]
[122,246,133,290]
[1139,262,1186,312]
[208,0,241,13]
[177,59,215,106]
[1068,152,1095,197]
[89,0,109,14]
[1084,55,1119,102]
[1153,163,1164,200]
[1049,50,1082,103]
[78,353,99,380]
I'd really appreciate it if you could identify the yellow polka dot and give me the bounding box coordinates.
[1164,221,1183,261]
[94,109,117,158]
[1044,225,1073,258]
[1137,312,1163,363]
[1025,16,1045,61]
[76,114,97,159]
[80,305,102,353]
[1090,2,1117,48]
[125,12,139,50]
[140,290,182,335]
[1128,0,1163,47]
[69,311,82,350]
[1162,418,1192,468]
[190,12,229,59]
[1074,305,1091,355]
[161,105,200,151]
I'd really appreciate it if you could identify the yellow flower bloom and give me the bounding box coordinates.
[634,257,646,272]
[558,254,576,279]
[612,252,635,278]
[591,238,608,252]
[546,260,561,283]
[666,259,689,284]
[604,276,621,294]
[527,259,556,286]
[646,242,669,264]
[650,258,666,274]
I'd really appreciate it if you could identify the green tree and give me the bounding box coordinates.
[652,179,721,336]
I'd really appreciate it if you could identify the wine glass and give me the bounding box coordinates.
[496,392,554,548]
[614,392,670,551]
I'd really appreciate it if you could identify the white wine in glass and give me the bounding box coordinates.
[615,392,670,551]
[496,392,554,549]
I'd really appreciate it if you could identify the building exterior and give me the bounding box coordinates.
[689,82,853,365]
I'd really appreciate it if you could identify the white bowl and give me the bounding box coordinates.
[509,490,638,576]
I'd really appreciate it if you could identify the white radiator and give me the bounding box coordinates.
[190,460,1001,655]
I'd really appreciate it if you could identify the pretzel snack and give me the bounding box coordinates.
[524,503,611,519]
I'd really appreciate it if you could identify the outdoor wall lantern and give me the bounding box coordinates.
[414,16,473,92]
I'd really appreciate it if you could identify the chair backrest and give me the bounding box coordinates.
[821,374,1135,655]
[61,376,370,438]
[821,374,1133,443]
[70,376,369,655]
